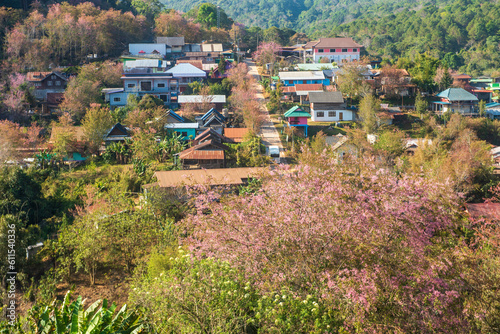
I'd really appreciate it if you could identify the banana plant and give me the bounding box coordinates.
[25,291,145,334]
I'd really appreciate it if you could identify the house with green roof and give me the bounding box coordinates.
[432,88,478,115]
[284,106,311,137]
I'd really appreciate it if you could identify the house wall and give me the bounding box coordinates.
[311,108,354,122]
[168,128,197,140]
[313,48,360,63]
[287,117,308,125]
[282,78,330,87]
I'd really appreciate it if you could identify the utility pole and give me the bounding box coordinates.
[217,6,220,29]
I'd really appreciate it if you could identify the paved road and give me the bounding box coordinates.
[245,60,283,156]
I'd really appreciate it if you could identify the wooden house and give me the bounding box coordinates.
[283,106,311,137]
[103,123,130,146]
[178,139,229,169]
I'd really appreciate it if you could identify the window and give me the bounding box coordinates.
[127,83,135,88]
[47,81,53,86]
[288,80,293,84]
[159,94,168,102]
[302,80,306,84]
[55,81,61,86]
[318,49,323,53]
[328,111,336,118]
[157,83,165,88]
[317,111,325,118]
[113,97,121,102]
[51,75,56,80]
[140,81,152,91]
[181,131,188,137]
[353,48,358,52]
[342,48,348,52]
[330,49,335,53]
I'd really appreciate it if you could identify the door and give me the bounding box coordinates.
[339,112,343,121]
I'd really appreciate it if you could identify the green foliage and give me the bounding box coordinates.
[374,130,406,158]
[359,95,380,133]
[1,291,145,333]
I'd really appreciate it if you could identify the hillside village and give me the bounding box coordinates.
[1,1,500,332]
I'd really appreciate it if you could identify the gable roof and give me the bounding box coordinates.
[294,84,324,93]
[284,106,312,118]
[179,140,228,160]
[176,60,203,70]
[27,71,67,82]
[201,108,226,122]
[304,38,363,49]
[224,128,249,142]
[296,63,336,71]
[165,63,207,77]
[437,88,478,101]
[194,128,230,144]
[104,123,129,140]
[152,167,266,188]
[309,91,344,104]
[165,109,185,123]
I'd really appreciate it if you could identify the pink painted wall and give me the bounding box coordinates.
[288,117,308,125]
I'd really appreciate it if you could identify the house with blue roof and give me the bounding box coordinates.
[196,108,226,134]
[432,88,478,115]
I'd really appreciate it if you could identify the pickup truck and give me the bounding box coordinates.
[268,146,280,163]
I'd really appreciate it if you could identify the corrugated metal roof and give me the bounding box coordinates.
[165,123,199,129]
[295,84,323,92]
[466,203,500,221]
[224,128,249,142]
[153,167,266,188]
[27,71,52,82]
[156,36,185,46]
[178,95,226,104]
[296,64,336,71]
[179,150,225,160]
[436,88,478,101]
[284,106,311,118]
[177,60,203,69]
[309,91,344,103]
[303,38,363,49]
[166,63,207,77]
[279,71,325,81]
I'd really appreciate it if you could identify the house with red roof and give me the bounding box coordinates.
[303,38,363,63]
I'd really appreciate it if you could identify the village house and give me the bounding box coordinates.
[178,139,229,169]
[27,71,68,112]
[178,95,227,112]
[302,38,363,63]
[279,71,330,87]
[106,63,206,108]
[224,128,249,143]
[309,91,354,122]
[165,123,199,141]
[102,123,131,147]
[195,108,227,135]
[284,106,311,137]
[432,88,479,115]
[281,83,324,104]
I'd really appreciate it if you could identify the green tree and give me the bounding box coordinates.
[415,91,428,117]
[359,95,380,133]
[81,105,115,154]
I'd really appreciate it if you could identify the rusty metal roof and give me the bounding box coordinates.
[224,128,249,142]
[466,203,500,221]
[153,167,267,188]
